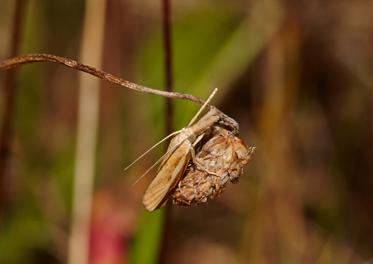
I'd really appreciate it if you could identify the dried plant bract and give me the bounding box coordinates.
[172,126,255,206]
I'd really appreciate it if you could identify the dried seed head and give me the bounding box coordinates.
[171,126,255,206]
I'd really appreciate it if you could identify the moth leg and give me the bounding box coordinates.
[189,134,204,164]
[194,160,220,177]
[192,133,205,147]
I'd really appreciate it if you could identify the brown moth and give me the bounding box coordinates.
[171,126,255,206]
[142,107,240,211]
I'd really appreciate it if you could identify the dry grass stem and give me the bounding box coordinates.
[0,53,206,106]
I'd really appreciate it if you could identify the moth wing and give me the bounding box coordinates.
[142,139,191,211]
[154,129,188,173]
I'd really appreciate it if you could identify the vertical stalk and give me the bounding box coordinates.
[159,0,174,262]
[162,0,174,134]
[67,1,107,264]
[0,0,27,220]
[253,18,306,263]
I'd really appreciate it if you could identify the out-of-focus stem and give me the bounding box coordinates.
[159,0,173,262]
[162,0,173,135]
[67,0,107,264]
[0,0,27,221]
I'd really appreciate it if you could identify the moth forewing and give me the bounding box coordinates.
[142,135,192,211]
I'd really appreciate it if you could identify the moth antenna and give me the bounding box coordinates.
[188,88,218,126]
[132,129,194,186]
[131,142,181,186]
[124,129,182,171]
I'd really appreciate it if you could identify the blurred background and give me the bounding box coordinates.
[0,0,372,263]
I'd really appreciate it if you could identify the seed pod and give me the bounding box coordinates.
[171,126,255,206]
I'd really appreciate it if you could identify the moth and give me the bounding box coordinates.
[126,89,249,211]
[142,107,239,211]
[172,126,255,206]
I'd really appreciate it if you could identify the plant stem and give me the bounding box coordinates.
[159,0,173,263]
[0,54,241,128]
[0,53,206,106]
[163,0,173,135]
[67,0,107,264]
[0,0,27,221]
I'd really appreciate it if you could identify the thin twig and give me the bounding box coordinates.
[0,53,206,106]
[0,54,239,131]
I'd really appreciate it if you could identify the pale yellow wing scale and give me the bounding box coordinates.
[142,135,192,211]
